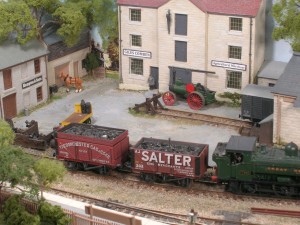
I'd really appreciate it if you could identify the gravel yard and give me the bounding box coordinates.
[52,173,300,225]
[13,76,300,225]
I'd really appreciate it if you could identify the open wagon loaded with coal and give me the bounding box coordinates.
[56,123,129,173]
[131,138,209,187]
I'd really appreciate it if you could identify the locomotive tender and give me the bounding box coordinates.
[55,123,300,197]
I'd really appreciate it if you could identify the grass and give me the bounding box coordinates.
[106,70,119,80]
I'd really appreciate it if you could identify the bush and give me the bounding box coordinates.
[38,201,71,225]
[218,92,241,107]
[3,195,39,225]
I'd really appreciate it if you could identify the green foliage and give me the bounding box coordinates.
[272,0,300,51]
[0,1,38,45]
[3,195,40,225]
[82,52,101,73]
[106,70,119,80]
[0,119,15,148]
[218,92,241,107]
[34,158,66,199]
[0,145,35,191]
[38,201,71,225]
[53,3,87,47]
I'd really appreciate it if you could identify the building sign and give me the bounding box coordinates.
[123,49,152,59]
[22,76,43,89]
[211,60,247,71]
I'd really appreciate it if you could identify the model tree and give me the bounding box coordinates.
[272,0,300,51]
[33,158,66,200]
[0,0,117,47]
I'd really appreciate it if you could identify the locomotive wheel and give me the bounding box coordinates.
[187,91,205,110]
[162,91,176,106]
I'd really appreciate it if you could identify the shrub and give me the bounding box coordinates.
[38,201,71,225]
[218,92,241,107]
[3,195,39,225]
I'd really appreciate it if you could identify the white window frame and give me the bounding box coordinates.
[130,34,142,47]
[130,58,143,75]
[129,8,141,22]
[229,17,243,31]
[228,45,242,60]
[226,70,242,89]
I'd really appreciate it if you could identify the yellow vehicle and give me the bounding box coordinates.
[60,100,93,127]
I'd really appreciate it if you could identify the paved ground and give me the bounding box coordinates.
[12,77,240,166]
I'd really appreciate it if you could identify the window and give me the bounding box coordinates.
[36,86,43,102]
[230,17,242,31]
[130,9,141,22]
[3,69,12,90]
[175,41,187,62]
[229,46,242,59]
[131,35,142,47]
[227,70,242,89]
[34,59,40,74]
[130,58,143,75]
[175,14,187,35]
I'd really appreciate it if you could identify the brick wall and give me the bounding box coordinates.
[273,95,300,146]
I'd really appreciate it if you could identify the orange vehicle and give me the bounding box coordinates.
[60,100,93,127]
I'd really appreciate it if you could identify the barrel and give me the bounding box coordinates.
[94,67,106,79]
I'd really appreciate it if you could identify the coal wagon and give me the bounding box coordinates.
[131,137,209,187]
[56,123,129,173]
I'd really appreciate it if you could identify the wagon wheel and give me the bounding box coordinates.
[187,91,205,110]
[162,91,176,106]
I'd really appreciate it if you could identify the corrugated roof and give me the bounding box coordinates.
[0,39,49,70]
[272,52,300,107]
[241,84,274,99]
[117,0,262,17]
[257,60,287,80]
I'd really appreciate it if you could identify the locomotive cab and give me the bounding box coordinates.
[212,136,257,183]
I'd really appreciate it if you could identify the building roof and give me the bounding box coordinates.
[117,0,262,17]
[0,39,49,71]
[241,84,274,99]
[257,60,287,80]
[272,52,300,107]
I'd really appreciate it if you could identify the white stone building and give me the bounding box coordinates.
[0,40,49,119]
[117,0,266,94]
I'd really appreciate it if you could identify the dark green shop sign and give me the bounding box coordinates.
[22,76,43,89]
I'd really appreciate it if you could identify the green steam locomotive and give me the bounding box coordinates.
[213,136,300,197]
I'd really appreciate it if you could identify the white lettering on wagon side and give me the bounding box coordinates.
[141,151,191,167]
[59,141,111,159]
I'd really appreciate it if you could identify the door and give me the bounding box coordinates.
[149,67,159,89]
[55,63,69,87]
[169,67,192,85]
[3,93,17,119]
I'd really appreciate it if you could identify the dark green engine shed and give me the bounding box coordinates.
[213,136,300,197]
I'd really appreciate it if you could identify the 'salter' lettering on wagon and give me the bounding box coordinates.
[141,151,191,167]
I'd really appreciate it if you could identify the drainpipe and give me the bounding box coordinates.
[0,94,3,119]
[248,18,253,84]
[118,6,123,83]
[204,12,208,87]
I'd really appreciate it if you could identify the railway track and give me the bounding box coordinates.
[49,187,266,225]
[158,108,252,131]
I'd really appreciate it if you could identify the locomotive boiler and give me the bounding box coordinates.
[213,136,300,197]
